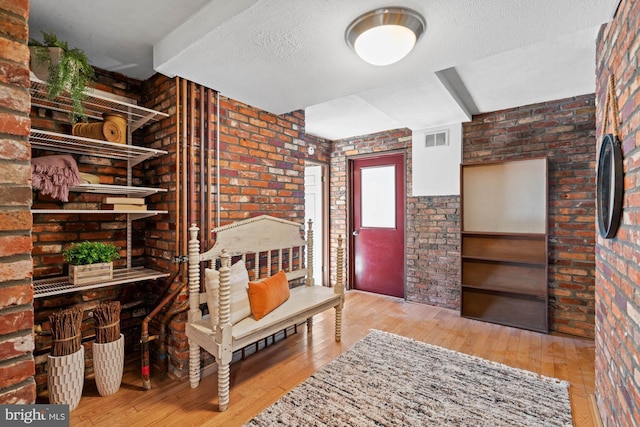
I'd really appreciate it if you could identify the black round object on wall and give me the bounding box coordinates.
[596,133,623,238]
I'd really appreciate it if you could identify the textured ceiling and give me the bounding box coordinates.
[29,0,210,79]
[29,0,618,140]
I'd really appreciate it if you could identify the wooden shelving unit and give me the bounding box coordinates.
[30,78,170,298]
[460,158,548,333]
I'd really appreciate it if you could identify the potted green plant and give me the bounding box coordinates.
[63,241,120,285]
[29,31,95,123]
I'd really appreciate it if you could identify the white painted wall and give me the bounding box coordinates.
[411,123,462,196]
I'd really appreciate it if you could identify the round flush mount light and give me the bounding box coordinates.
[345,7,426,66]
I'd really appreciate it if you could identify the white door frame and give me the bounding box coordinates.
[304,161,328,286]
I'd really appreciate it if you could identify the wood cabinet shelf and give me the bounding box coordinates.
[461,283,546,298]
[461,255,546,266]
[461,231,545,238]
[461,288,548,333]
[461,258,547,296]
[33,267,170,298]
[460,158,548,333]
[462,233,546,264]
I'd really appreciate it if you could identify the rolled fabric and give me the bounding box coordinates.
[72,122,105,140]
[103,113,127,144]
[102,120,122,143]
[79,172,100,184]
[71,114,127,144]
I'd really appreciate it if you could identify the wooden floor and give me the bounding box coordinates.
[69,291,597,427]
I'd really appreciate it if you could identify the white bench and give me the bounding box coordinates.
[186,215,344,411]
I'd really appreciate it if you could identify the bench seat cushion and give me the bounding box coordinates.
[233,285,340,341]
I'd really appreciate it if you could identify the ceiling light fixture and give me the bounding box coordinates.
[345,7,426,66]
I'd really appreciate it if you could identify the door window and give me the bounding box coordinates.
[360,165,396,228]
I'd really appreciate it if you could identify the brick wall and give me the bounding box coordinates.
[22,65,331,387]
[463,95,597,338]
[30,69,157,395]
[595,0,640,424]
[406,195,460,308]
[330,129,460,306]
[330,97,596,336]
[216,98,307,222]
[329,130,411,287]
[141,75,329,379]
[0,0,36,404]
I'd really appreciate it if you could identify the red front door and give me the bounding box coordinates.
[351,153,405,298]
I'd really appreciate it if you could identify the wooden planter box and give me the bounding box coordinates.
[30,46,62,81]
[69,262,113,285]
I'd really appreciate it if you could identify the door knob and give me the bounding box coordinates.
[352,230,359,236]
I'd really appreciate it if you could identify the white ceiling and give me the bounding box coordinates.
[29,0,618,141]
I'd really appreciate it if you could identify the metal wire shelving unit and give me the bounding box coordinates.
[30,77,171,297]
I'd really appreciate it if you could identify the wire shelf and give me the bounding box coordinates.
[30,130,167,166]
[69,183,167,198]
[30,76,169,131]
[32,208,168,220]
[34,267,170,298]
[30,76,171,299]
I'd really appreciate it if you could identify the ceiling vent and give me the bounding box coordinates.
[425,130,448,148]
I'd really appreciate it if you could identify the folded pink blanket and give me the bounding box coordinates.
[32,155,81,202]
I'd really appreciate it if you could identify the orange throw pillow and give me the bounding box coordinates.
[247,270,290,320]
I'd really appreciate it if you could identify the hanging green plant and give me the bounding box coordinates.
[29,31,95,123]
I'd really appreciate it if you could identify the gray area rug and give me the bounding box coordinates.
[246,329,572,426]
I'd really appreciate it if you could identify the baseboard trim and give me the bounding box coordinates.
[589,394,603,427]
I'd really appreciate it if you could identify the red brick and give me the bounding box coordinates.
[0,235,31,257]
[0,37,28,65]
[0,358,34,389]
[0,10,27,40]
[0,137,29,161]
[0,308,32,335]
[0,1,28,19]
[0,381,36,404]
[0,84,29,112]
[0,0,32,399]
[0,210,31,231]
[0,60,29,87]
[595,0,640,423]
[0,331,33,359]
[0,259,31,282]
[0,162,29,185]
[0,112,29,135]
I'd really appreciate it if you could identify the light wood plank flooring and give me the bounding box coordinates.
[69,291,597,426]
